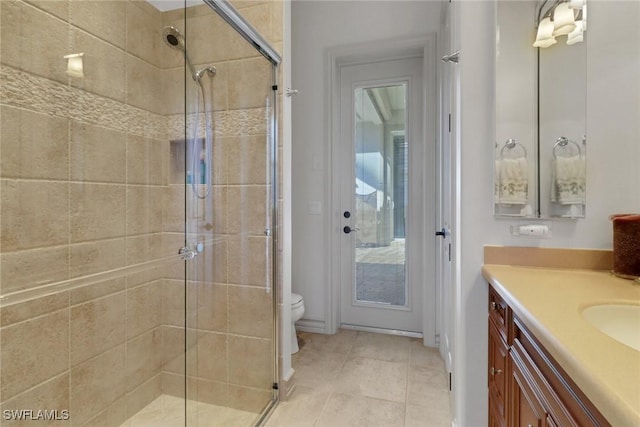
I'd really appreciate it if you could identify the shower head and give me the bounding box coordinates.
[162,26,185,51]
[162,26,198,80]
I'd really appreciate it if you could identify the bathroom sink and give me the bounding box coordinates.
[582,304,640,351]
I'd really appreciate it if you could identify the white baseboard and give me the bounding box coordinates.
[295,318,326,334]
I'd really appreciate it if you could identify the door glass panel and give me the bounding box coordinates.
[354,84,408,306]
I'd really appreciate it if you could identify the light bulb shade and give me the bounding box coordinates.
[567,20,584,45]
[533,17,557,48]
[552,2,576,36]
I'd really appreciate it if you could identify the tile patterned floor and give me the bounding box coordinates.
[265,329,451,427]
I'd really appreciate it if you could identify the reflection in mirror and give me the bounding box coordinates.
[354,84,407,305]
[495,0,587,218]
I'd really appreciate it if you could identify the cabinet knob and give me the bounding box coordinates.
[490,301,497,310]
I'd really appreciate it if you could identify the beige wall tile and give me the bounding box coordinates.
[69,0,126,49]
[229,0,267,10]
[224,135,268,185]
[1,245,69,294]
[126,54,163,114]
[161,325,187,374]
[70,121,126,183]
[184,13,230,66]
[126,186,164,235]
[228,236,267,286]
[70,27,127,102]
[126,281,162,338]
[0,292,69,327]
[1,105,69,180]
[70,291,126,366]
[228,336,272,389]
[162,279,197,327]
[0,308,69,401]
[125,233,164,265]
[1,180,69,251]
[161,371,186,399]
[125,373,162,419]
[162,67,186,116]
[126,134,166,185]
[82,395,129,427]
[70,277,126,305]
[196,331,227,382]
[126,328,162,391]
[270,1,283,44]
[187,238,227,284]
[126,1,162,67]
[228,58,272,110]
[196,377,228,407]
[70,345,126,425]
[0,372,70,425]
[228,285,273,338]
[226,186,268,235]
[69,238,126,278]
[0,0,68,83]
[24,0,68,20]
[228,384,271,413]
[126,264,165,289]
[238,4,271,43]
[70,183,126,242]
[163,185,185,233]
[197,282,227,332]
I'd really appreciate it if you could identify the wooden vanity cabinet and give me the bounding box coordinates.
[488,284,611,427]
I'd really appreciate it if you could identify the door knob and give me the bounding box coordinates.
[343,226,359,234]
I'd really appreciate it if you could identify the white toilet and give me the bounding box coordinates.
[291,293,305,354]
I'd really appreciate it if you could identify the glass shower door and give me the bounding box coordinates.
[177,3,278,425]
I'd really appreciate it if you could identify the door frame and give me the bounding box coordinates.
[325,36,438,346]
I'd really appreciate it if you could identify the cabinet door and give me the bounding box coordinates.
[489,319,508,421]
[510,351,546,427]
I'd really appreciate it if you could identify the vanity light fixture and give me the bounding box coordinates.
[533,0,586,48]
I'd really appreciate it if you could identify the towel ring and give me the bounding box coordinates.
[499,138,527,159]
[552,137,582,158]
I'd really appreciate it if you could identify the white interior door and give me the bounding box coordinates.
[338,57,424,333]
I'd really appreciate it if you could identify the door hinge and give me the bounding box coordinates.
[448,243,452,262]
[449,372,452,391]
[272,382,279,390]
[448,113,451,133]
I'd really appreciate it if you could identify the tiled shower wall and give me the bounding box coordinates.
[0,0,284,424]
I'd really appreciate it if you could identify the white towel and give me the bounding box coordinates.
[551,156,586,205]
[497,157,528,205]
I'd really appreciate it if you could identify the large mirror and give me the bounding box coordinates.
[495,0,587,218]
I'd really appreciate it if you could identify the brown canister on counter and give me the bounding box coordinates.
[610,214,640,279]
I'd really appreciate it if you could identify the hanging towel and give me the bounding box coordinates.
[497,157,528,204]
[551,155,586,205]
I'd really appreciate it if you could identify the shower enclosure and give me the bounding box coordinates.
[0,0,281,425]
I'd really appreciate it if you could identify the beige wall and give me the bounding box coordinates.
[0,0,283,423]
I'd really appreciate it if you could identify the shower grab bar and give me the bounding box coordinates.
[204,0,281,66]
[552,136,582,158]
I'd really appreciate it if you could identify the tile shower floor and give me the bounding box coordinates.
[266,329,451,427]
[120,395,258,426]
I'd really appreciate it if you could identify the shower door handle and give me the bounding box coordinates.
[178,243,204,261]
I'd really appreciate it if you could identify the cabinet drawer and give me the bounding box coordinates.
[489,286,509,342]
[513,316,610,427]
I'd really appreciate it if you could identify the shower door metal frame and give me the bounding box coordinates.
[200,1,282,423]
